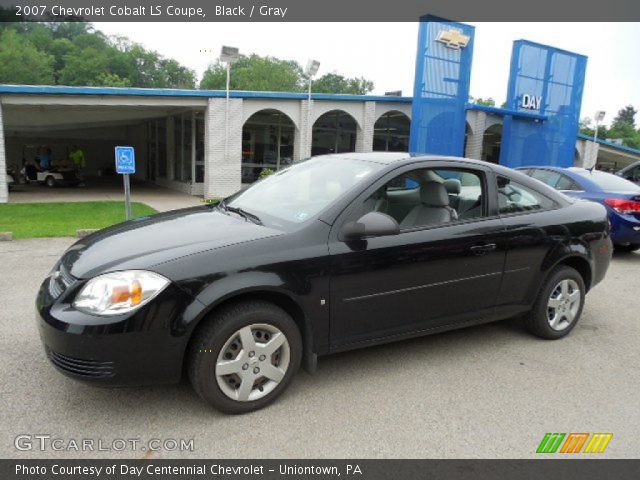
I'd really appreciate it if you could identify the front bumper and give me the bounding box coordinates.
[36,275,196,387]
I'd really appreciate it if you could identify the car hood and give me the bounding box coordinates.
[61,206,284,279]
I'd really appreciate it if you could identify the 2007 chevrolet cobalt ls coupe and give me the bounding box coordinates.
[37,153,612,413]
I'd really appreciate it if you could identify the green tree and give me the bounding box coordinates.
[158,59,196,89]
[607,105,640,149]
[93,72,131,87]
[0,29,54,84]
[611,105,637,129]
[58,46,110,85]
[469,96,496,107]
[200,54,302,91]
[312,73,374,95]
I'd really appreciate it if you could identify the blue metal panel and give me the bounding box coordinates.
[499,40,587,168]
[409,16,474,156]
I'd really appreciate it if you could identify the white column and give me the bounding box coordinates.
[356,101,376,153]
[464,110,486,160]
[0,101,7,203]
[294,99,313,161]
[204,97,243,199]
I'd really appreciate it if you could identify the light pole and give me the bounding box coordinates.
[591,110,606,170]
[304,59,320,157]
[220,46,240,160]
[593,110,606,143]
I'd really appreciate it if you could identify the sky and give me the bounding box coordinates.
[95,22,640,127]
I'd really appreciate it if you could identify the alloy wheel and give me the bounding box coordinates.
[215,323,290,402]
[547,278,581,331]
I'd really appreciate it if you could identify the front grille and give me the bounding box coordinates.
[48,262,76,298]
[47,349,115,378]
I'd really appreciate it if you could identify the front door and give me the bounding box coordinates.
[328,163,507,349]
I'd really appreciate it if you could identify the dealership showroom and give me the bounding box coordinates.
[1,85,639,203]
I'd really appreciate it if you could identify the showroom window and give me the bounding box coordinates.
[242,109,295,183]
[312,110,357,156]
[373,111,410,152]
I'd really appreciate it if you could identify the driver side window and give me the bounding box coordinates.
[362,168,486,230]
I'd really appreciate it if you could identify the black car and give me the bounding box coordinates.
[37,153,612,413]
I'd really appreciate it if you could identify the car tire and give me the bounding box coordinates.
[188,300,302,414]
[45,176,56,188]
[614,243,640,253]
[523,265,585,340]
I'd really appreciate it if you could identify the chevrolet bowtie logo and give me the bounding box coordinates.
[435,28,470,50]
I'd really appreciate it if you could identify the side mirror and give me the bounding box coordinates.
[341,211,400,240]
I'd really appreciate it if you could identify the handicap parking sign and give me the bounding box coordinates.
[115,146,136,174]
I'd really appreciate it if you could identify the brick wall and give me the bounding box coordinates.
[356,101,376,153]
[204,97,243,199]
[464,110,486,160]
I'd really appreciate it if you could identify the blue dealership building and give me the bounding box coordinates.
[0,18,639,203]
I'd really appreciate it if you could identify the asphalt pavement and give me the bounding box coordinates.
[1,237,638,459]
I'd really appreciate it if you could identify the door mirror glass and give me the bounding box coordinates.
[341,212,400,240]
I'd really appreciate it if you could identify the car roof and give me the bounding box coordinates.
[320,152,499,168]
[319,153,545,186]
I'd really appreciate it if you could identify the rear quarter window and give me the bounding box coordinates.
[497,176,556,214]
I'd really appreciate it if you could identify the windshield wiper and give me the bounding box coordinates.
[218,201,263,225]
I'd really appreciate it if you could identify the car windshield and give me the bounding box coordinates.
[226,157,384,225]
[572,169,640,192]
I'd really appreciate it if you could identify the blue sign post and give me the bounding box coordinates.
[409,15,475,156]
[499,41,587,168]
[115,146,136,220]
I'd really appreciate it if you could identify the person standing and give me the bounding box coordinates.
[69,145,86,186]
[38,147,52,171]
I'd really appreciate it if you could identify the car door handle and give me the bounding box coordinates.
[469,243,497,255]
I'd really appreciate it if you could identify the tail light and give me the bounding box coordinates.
[604,198,640,214]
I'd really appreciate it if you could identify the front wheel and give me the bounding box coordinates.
[523,266,585,340]
[188,301,302,414]
[45,176,56,188]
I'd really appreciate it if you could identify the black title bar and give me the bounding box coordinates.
[3,459,640,480]
[0,0,639,21]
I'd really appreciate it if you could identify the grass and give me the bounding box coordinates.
[0,201,158,239]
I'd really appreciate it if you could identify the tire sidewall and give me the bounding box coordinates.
[190,302,302,414]
[532,266,586,339]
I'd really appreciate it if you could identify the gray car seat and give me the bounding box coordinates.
[363,187,389,214]
[458,195,483,220]
[443,178,462,210]
[400,181,457,228]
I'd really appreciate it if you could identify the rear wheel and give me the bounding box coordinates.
[45,176,56,188]
[188,301,302,414]
[614,243,640,253]
[523,266,585,339]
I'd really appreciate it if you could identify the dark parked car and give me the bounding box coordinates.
[617,161,640,185]
[37,154,612,413]
[518,166,640,252]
